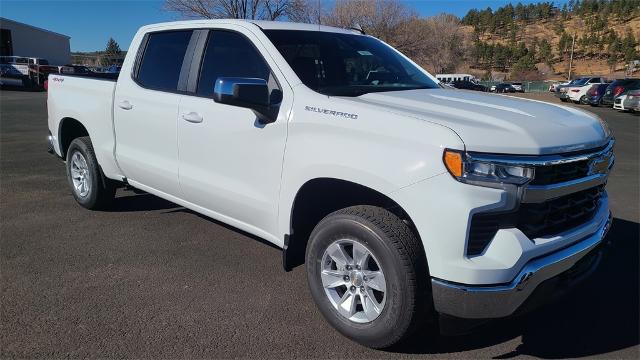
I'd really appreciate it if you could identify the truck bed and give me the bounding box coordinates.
[47,73,122,180]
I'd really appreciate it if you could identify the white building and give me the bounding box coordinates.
[0,17,71,65]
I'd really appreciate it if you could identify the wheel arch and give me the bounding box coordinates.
[58,117,90,158]
[283,177,423,271]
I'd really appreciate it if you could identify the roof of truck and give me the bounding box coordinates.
[140,19,360,35]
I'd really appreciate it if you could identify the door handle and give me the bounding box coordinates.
[182,112,203,123]
[118,100,133,110]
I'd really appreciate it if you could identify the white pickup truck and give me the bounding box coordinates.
[47,20,614,348]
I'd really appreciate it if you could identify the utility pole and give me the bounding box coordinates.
[568,32,575,80]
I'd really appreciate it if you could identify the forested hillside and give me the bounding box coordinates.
[461,0,640,79]
[160,0,638,80]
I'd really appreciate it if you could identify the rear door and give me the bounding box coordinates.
[113,30,194,195]
[176,27,291,237]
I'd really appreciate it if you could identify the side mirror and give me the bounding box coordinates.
[213,77,279,123]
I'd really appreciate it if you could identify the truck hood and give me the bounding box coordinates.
[350,89,609,155]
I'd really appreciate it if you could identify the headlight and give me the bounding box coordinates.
[443,149,534,188]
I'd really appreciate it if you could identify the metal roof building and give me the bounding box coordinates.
[0,17,71,65]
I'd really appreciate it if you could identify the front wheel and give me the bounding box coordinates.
[66,137,115,209]
[306,205,432,348]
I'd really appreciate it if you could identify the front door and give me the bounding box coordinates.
[177,28,291,237]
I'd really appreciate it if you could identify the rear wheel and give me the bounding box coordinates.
[306,205,432,349]
[579,95,589,104]
[66,137,115,209]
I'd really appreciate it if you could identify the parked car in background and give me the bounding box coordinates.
[554,79,581,101]
[602,79,640,107]
[0,62,28,87]
[555,77,604,99]
[511,82,525,92]
[43,65,94,91]
[0,55,63,90]
[613,94,628,111]
[440,82,455,89]
[1,56,30,77]
[104,65,122,74]
[567,80,604,104]
[623,89,640,112]
[492,83,516,93]
[451,79,487,92]
[24,57,59,89]
[587,83,610,107]
[63,65,94,75]
[548,82,563,92]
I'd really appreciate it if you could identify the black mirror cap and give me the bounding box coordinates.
[213,77,277,123]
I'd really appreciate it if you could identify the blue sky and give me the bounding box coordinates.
[1,0,569,52]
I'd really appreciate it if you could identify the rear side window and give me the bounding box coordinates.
[196,31,271,97]
[137,30,192,91]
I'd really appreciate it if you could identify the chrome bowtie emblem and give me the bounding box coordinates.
[588,153,612,175]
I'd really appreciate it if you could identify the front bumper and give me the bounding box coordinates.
[601,97,614,106]
[624,98,639,110]
[431,211,612,319]
[555,90,568,99]
[587,96,601,105]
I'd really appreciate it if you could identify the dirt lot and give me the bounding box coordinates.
[1,89,638,358]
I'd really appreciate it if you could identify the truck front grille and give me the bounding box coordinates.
[467,185,604,256]
[517,185,603,239]
[529,160,590,185]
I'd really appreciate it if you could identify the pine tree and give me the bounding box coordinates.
[561,4,569,19]
[538,39,553,65]
[102,38,122,66]
[622,29,638,62]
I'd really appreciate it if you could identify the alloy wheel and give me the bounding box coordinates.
[70,151,91,197]
[320,239,386,323]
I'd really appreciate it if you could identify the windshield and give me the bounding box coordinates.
[263,30,439,96]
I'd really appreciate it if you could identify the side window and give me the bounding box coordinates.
[136,30,192,91]
[197,30,271,97]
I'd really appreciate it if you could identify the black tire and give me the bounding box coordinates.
[66,136,115,210]
[306,205,432,349]
[579,95,588,105]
